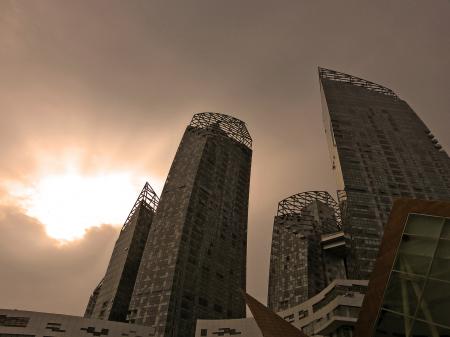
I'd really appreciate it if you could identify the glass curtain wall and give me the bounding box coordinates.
[374,214,450,337]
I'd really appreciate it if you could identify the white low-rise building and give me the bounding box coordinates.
[196,318,261,337]
[0,309,155,337]
[195,279,368,337]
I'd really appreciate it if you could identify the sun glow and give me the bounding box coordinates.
[13,170,162,242]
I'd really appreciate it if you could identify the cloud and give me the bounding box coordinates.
[0,0,449,309]
[0,203,118,315]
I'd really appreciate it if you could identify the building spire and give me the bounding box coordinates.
[122,182,159,231]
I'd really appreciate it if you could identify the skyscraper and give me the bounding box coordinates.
[319,67,450,279]
[267,191,346,312]
[85,182,159,322]
[84,278,103,318]
[128,113,252,337]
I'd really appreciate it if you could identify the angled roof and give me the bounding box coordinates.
[318,67,398,99]
[244,292,309,337]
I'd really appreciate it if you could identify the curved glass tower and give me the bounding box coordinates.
[319,67,450,279]
[128,113,252,337]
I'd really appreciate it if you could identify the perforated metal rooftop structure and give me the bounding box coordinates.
[318,67,398,99]
[277,191,342,227]
[121,182,159,231]
[189,112,252,148]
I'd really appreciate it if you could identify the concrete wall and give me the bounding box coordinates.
[0,309,155,337]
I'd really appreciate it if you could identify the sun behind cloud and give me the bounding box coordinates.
[11,169,162,242]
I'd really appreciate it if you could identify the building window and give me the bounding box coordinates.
[283,314,294,323]
[0,316,30,328]
[374,214,450,335]
[199,297,208,306]
[214,304,223,313]
[298,310,308,319]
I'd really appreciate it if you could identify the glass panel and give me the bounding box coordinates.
[373,310,412,337]
[410,319,450,337]
[382,271,425,316]
[404,214,444,238]
[441,218,450,240]
[429,239,450,282]
[394,235,438,276]
[417,279,450,328]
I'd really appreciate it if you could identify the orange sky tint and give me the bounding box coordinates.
[14,170,162,241]
[0,0,449,315]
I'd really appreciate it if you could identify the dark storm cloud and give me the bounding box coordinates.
[0,204,118,315]
[0,0,449,311]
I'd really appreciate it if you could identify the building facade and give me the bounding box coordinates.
[268,191,347,312]
[84,278,103,319]
[355,199,450,337]
[319,67,450,279]
[128,113,252,337]
[0,309,155,337]
[196,279,368,337]
[85,183,159,322]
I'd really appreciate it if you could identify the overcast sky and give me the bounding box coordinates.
[1,0,449,315]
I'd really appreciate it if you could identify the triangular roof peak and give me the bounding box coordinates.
[121,182,159,231]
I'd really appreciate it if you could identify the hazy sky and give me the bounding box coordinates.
[1,0,449,315]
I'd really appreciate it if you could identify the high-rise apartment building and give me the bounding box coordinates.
[84,278,103,318]
[267,191,347,312]
[319,67,450,279]
[85,183,159,322]
[127,113,252,337]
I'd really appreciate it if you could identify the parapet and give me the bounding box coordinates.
[318,67,398,99]
[189,112,252,149]
[277,191,342,227]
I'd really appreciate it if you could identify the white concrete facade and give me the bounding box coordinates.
[195,318,261,337]
[195,279,368,337]
[0,309,155,337]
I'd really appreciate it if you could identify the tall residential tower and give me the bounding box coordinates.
[319,67,450,279]
[85,183,159,322]
[128,113,252,337]
[267,191,347,312]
